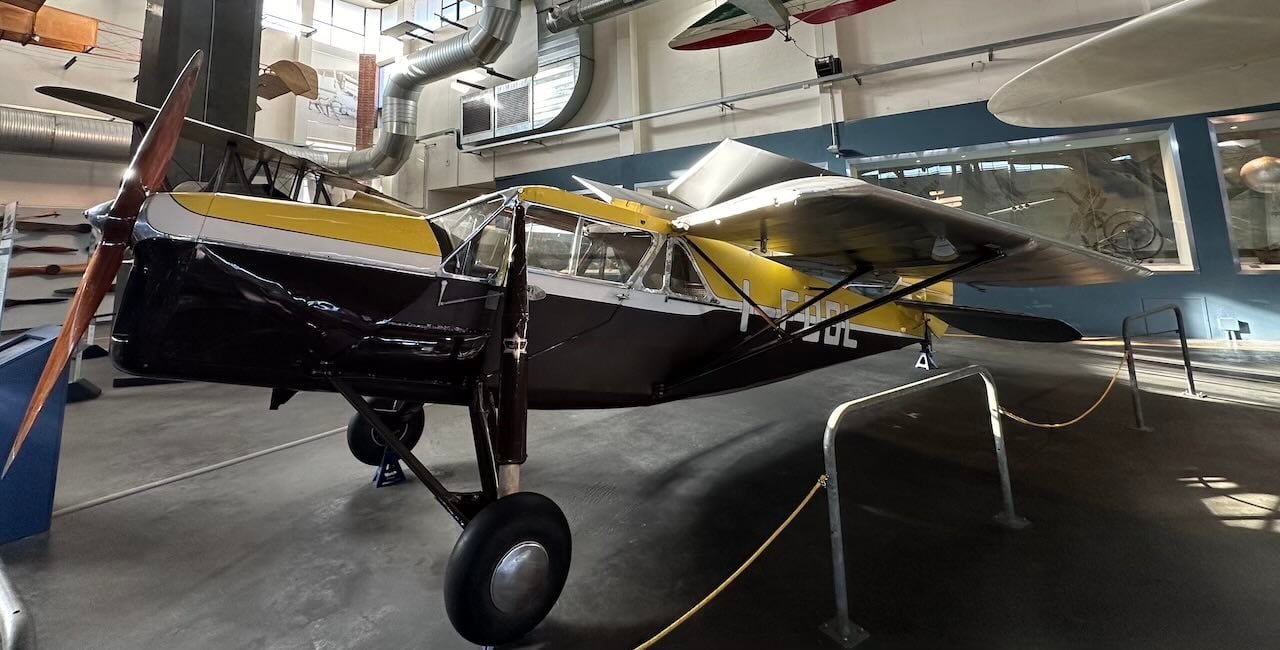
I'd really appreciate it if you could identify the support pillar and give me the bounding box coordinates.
[137,0,264,183]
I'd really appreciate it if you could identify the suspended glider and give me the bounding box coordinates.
[670,0,895,51]
[988,0,1280,127]
[5,54,1151,646]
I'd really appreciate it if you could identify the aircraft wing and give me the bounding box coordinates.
[36,85,397,200]
[989,0,1279,127]
[671,175,1153,287]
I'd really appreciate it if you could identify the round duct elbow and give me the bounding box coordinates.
[0,106,131,163]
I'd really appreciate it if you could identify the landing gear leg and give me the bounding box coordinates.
[337,204,569,646]
[446,202,570,645]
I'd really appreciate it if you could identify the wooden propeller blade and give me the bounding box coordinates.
[3,50,203,479]
[13,245,79,254]
[14,221,92,234]
[7,262,90,278]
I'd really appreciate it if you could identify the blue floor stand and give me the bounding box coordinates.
[373,447,406,488]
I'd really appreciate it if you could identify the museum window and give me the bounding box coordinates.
[1211,113,1280,271]
[441,0,482,23]
[525,206,655,285]
[848,128,1196,271]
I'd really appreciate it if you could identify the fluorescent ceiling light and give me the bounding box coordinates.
[262,14,317,37]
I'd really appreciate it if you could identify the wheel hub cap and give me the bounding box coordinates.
[490,541,549,615]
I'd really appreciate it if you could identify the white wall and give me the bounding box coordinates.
[404,0,1181,194]
[0,0,143,208]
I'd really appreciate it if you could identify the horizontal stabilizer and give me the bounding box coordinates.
[898,301,1082,343]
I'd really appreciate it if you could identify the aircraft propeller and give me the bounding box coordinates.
[3,51,204,478]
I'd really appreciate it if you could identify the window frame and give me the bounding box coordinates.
[523,202,658,289]
[1209,111,1280,274]
[845,125,1199,273]
[428,194,516,285]
[640,237,719,305]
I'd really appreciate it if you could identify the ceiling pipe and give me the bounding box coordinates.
[277,0,522,178]
[0,105,130,162]
[545,0,663,32]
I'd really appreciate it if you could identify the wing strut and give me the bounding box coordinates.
[660,249,1005,395]
[684,238,873,354]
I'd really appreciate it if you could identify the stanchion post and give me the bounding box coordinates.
[820,366,1028,648]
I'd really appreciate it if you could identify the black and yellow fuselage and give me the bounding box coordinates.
[112,186,947,408]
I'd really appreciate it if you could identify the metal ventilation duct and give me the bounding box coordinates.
[544,0,663,33]
[460,0,593,145]
[276,0,521,178]
[0,105,130,162]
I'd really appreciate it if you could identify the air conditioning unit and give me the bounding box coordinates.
[460,90,494,143]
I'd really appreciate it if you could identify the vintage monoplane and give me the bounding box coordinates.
[4,53,1150,645]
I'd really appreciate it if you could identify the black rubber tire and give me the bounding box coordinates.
[444,492,572,646]
[345,398,425,466]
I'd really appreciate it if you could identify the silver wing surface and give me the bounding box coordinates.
[668,139,833,210]
[672,175,1153,287]
[573,176,695,216]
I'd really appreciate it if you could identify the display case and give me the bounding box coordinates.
[847,127,1197,271]
[1210,112,1280,272]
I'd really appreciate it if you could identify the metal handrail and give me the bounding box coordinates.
[1121,304,1204,431]
[820,365,1029,648]
[0,560,34,650]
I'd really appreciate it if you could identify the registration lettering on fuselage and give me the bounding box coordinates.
[779,289,858,349]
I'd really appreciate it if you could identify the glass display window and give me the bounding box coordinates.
[1211,112,1280,271]
[848,127,1196,271]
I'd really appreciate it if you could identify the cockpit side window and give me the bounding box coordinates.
[525,205,655,285]
[669,241,710,300]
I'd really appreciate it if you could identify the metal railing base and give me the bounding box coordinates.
[820,617,869,649]
[993,511,1032,531]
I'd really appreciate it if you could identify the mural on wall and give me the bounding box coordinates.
[307,67,360,129]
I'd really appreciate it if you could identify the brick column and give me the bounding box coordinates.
[356,53,378,150]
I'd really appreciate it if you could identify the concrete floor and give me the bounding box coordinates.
[4,337,1280,649]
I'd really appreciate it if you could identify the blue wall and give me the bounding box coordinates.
[498,102,1280,340]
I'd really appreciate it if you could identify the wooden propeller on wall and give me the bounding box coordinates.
[3,50,204,478]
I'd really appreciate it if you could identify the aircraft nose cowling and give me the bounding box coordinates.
[84,199,113,233]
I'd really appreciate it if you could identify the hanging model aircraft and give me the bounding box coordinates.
[2,51,1153,646]
[988,0,1279,128]
[669,0,896,51]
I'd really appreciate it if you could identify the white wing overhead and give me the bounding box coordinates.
[667,139,833,210]
[572,176,694,217]
[672,175,1153,287]
[989,0,1280,127]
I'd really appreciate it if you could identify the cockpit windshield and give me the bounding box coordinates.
[429,196,512,282]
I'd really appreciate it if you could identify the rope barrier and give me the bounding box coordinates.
[636,354,1131,647]
[633,475,829,650]
[998,351,1130,429]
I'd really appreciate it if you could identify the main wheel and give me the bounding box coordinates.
[346,398,425,466]
[444,492,572,646]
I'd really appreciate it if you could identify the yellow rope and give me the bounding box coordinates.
[634,475,829,650]
[998,351,1130,429]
